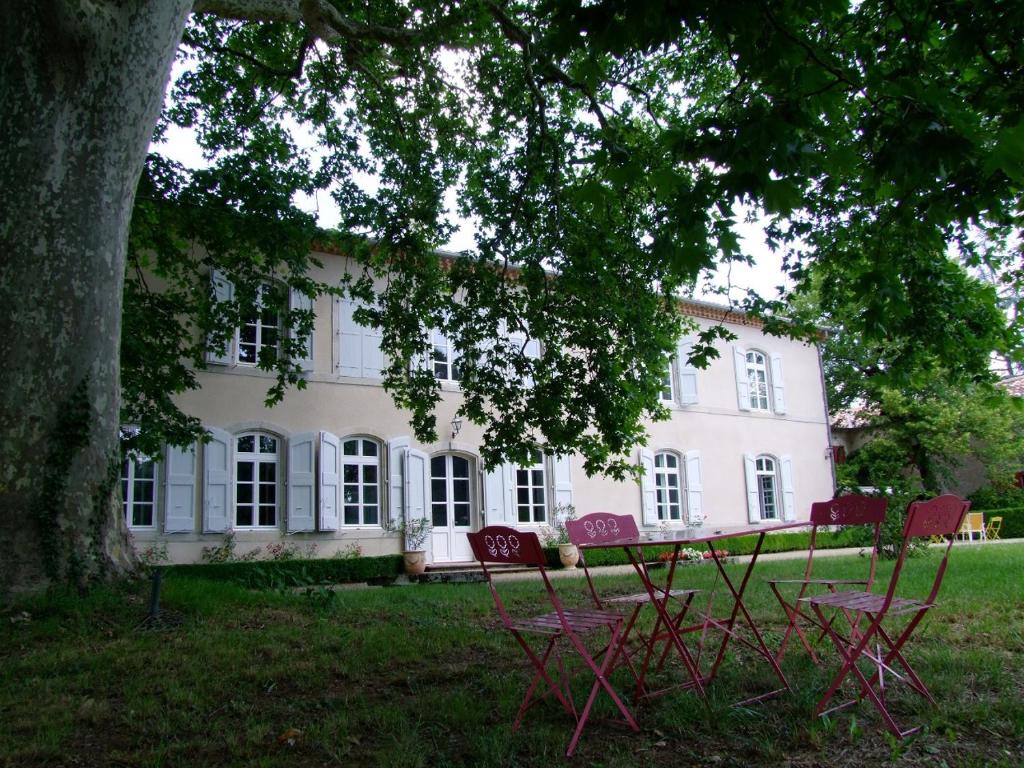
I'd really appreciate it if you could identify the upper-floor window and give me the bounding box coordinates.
[237,287,280,366]
[735,346,784,414]
[660,358,675,403]
[235,432,279,528]
[745,351,771,411]
[515,450,547,524]
[755,455,779,520]
[654,451,684,522]
[430,329,462,382]
[122,454,157,529]
[342,437,380,525]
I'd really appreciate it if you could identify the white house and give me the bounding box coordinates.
[122,247,836,564]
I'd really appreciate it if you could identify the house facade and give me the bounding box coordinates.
[123,248,836,564]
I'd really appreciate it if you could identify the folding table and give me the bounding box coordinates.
[575,521,807,704]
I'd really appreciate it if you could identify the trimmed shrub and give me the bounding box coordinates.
[167,554,403,589]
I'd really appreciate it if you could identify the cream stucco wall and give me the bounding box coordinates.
[132,250,834,564]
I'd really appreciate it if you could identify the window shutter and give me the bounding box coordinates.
[483,462,512,524]
[203,428,233,533]
[744,453,760,523]
[337,298,362,377]
[639,448,657,526]
[780,455,796,521]
[318,431,341,531]
[207,270,234,365]
[164,443,196,533]
[733,347,750,411]
[770,353,786,414]
[286,432,316,532]
[363,321,384,378]
[684,450,704,524]
[677,336,699,405]
[551,454,574,509]
[288,288,314,373]
[388,437,409,526]
[405,447,430,551]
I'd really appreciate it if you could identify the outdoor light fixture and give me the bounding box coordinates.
[451,416,462,438]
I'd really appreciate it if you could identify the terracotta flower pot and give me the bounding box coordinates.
[558,543,580,568]
[403,550,427,576]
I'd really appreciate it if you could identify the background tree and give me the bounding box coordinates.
[3,1,1022,592]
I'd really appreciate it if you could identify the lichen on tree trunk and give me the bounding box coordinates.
[0,1,192,595]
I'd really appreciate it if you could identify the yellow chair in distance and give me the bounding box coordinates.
[984,515,1002,541]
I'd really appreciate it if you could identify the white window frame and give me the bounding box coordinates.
[122,453,158,530]
[660,357,675,403]
[234,431,280,529]
[429,328,462,383]
[746,350,771,412]
[430,453,473,529]
[236,285,281,367]
[755,455,780,520]
[341,437,382,527]
[654,451,684,522]
[514,451,547,524]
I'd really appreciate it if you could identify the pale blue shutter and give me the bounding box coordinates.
[744,453,760,523]
[405,447,430,551]
[319,431,341,531]
[770,353,786,414]
[684,450,704,524]
[337,298,362,377]
[780,455,796,521]
[164,443,196,533]
[639,448,657,526]
[287,432,316,532]
[388,437,409,526]
[552,454,574,509]
[677,336,699,405]
[207,270,234,365]
[734,347,750,411]
[362,320,384,378]
[289,288,314,373]
[483,462,513,525]
[203,428,233,533]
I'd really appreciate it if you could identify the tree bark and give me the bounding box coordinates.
[0,1,192,595]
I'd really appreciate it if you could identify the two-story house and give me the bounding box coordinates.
[122,247,836,564]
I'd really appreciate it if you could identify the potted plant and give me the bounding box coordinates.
[386,516,433,575]
[541,504,579,568]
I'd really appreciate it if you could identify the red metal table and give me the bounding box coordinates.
[577,521,808,704]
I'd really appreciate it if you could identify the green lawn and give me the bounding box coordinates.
[2,544,1022,767]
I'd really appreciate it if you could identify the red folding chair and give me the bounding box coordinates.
[767,494,888,663]
[566,512,704,700]
[803,495,970,738]
[468,526,639,757]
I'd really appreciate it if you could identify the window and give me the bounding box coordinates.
[654,452,684,522]
[342,438,380,525]
[235,432,279,527]
[515,451,547,524]
[430,329,462,382]
[237,290,280,366]
[755,456,779,520]
[121,454,157,529]
[746,351,771,411]
[660,358,675,403]
[431,454,472,528]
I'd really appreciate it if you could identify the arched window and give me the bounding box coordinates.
[746,350,771,411]
[654,451,684,522]
[342,437,381,526]
[755,455,780,520]
[430,328,462,382]
[431,453,472,528]
[235,432,279,527]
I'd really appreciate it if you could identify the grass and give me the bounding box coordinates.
[1,544,1022,767]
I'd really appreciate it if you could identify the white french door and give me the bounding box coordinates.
[429,454,476,562]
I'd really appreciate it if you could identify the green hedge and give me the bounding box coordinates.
[544,528,864,569]
[962,506,1024,539]
[167,554,404,589]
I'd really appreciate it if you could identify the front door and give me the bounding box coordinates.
[429,454,475,562]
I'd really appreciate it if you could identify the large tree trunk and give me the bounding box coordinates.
[0,1,191,595]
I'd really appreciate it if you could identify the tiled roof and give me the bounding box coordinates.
[999,375,1024,397]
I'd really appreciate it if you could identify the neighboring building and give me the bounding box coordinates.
[124,247,836,564]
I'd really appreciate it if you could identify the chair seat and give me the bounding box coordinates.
[802,591,932,616]
[767,578,868,586]
[513,608,624,635]
[605,588,699,606]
